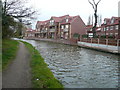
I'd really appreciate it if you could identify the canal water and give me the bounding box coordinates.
[22,39,119,88]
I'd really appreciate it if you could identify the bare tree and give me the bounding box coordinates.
[2,0,38,38]
[87,15,91,25]
[97,14,102,27]
[3,0,37,23]
[88,0,101,37]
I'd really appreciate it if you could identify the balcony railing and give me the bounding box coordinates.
[63,28,68,32]
[40,30,44,33]
[40,30,48,33]
[44,30,47,33]
[49,29,55,32]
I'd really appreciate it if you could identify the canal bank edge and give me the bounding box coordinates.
[21,41,64,88]
[25,38,120,55]
[77,44,120,55]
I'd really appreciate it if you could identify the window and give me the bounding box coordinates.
[111,18,115,24]
[50,20,54,25]
[104,27,106,31]
[115,25,119,30]
[66,25,69,28]
[110,26,113,30]
[65,33,68,36]
[104,20,107,24]
[110,33,113,35]
[90,29,92,31]
[61,25,64,29]
[106,27,109,31]
[51,20,54,22]
[66,19,68,22]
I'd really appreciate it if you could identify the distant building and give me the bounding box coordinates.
[25,28,36,38]
[86,16,120,39]
[96,17,119,39]
[35,15,86,40]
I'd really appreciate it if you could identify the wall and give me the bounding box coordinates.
[71,16,86,37]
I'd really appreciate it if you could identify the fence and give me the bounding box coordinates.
[79,38,120,46]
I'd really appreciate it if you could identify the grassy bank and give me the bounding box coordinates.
[22,41,63,88]
[2,39,19,70]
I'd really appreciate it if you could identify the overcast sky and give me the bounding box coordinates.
[28,0,119,29]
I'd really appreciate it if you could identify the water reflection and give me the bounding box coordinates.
[22,39,119,88]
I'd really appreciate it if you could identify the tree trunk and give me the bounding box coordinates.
[93,11,97,37]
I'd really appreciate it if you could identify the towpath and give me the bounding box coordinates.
[2,42,32,88]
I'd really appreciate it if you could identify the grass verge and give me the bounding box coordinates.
[22,41,63,88]
[2,39,19,70]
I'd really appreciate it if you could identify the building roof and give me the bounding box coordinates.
[60,16,79,24]
[51,15,69,22]
[102,16,120,26]
[37,20,50,26]
[26,28,36,33]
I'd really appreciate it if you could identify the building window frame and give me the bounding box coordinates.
[61,25,64,29]
[111,18,115,24]
[115,25,119,30]
[106,27,109,31]
[65,25,69,28]
[66,19,68,23]
[110,26,113,30]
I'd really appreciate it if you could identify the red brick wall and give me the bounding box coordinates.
[71,16,86,37]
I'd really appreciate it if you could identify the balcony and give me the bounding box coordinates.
[40,30,48,33]
[49,29,55,32]
[63,28,68,32]
[44,30,47,33]
[35,31,40,34]
[40,30,44,33]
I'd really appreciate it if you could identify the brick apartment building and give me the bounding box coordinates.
[87,16,120,39]
[25,28,36,38]
[35,15,86,40]
[97,17,119,38]
[35,20,50,38]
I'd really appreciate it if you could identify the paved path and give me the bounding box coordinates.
[2,42,32,88]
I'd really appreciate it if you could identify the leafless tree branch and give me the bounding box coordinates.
[88,0,95,10]
[3,0,38,23]
[97,0,101,5]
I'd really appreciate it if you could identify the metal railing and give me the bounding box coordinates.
[49,29,55,32]
[63,28,68,32]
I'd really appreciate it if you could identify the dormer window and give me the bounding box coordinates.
[50,20,54,25]
[111,18,115,24]
[66,19,68,23]
[104,20,107,24]
[51,20,54,22]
